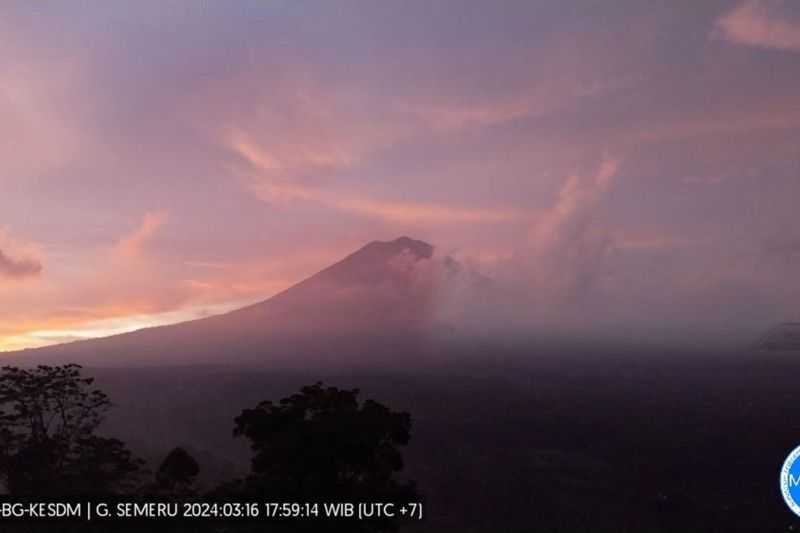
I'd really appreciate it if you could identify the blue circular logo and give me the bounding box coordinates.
[781,446,800,516]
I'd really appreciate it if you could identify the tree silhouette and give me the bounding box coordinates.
[156,446,200,494]
[231,382,419,532]
[0,364,143,496]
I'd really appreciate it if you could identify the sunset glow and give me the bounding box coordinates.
[2,1,799,351]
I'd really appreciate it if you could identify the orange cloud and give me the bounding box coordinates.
[229,130,522,224]
[115,211,169,258]
[331,196,522,224]
[0,234,360,352]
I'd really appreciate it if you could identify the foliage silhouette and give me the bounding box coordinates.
[0,370,423,533]
[0,364,143,496]
[229,382,419,532]
[155,447,200,494]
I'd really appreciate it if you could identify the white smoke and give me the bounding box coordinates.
[520,158,619,304]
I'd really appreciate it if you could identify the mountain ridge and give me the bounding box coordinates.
[9,237,443,368]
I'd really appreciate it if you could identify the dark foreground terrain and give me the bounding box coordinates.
[81,341,800,533]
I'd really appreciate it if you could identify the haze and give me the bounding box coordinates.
[2,1,799,351]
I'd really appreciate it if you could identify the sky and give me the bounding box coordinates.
[1,0,799,350]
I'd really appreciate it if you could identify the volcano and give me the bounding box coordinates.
[14,237,449,368]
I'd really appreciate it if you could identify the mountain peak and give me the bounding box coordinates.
[362,236,434,259]
[313,236,433,286]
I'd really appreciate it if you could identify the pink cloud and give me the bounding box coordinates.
[714,1,800,51]
[229,131,523,225]
[115,211,169,258]
[0,229,43,281]
[0,249,41,279]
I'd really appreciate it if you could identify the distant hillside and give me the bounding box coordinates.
[756,322,800,351]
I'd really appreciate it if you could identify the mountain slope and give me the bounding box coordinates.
[13,237,444,368]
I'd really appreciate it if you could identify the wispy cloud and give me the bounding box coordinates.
[714,0,800,51]
[230,131,523,224]
[0,229,43,280]
[0,19,94,184]
[0,249,41,279]
[115,211,169,258]
[2,1,799,350]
